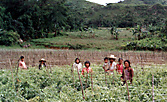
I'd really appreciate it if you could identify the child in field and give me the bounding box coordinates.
[103,57,109,85]
[39,58,47,70]
[121,60,134,85]
[19,56,27,69]
[81,61,93,90]
[106,55,117,73]
[116,58,124,74]
[103,57,109,72]
[81,61,93,77]
[72,58,82,72]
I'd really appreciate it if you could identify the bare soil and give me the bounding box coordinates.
[0,49,166,69]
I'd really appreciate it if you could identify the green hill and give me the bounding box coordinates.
[66,0,101,9]
[122,0,167,5]
[66,0,167,28]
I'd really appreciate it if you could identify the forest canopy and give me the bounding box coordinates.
[0,0,167,46]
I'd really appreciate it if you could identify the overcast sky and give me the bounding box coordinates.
[86,0,124,5]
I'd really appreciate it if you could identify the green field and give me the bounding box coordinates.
[0,64,166,101]
[31,28,133,50]
[1,27,166,51]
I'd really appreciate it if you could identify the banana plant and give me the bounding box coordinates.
[132,29,137,40]
[110,27,119,40]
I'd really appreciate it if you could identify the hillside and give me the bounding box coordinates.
[122,0,167,5]
[0,0,166,49]
[67,2,167,28]
[66,0,102,9]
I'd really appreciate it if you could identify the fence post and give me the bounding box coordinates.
[77,67,85,100]
[152,74,154,102]
[9,59,15,90]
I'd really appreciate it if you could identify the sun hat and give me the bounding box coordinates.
[39,58,46,62]
[108,55,117,60]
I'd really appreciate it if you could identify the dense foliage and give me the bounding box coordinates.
[63,0,167,28]
[122,0,167,5]
[124,22,167,51]
[0,30,20,46]
[0,65,166,101]
[0,0,166,48]
[0,0,70,40]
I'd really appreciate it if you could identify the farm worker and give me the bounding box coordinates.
[39,58,46,70]
[121,60,134,86]
[19,56,27,69]
[81,61,93,77]
[103,57,109,72]
[106,55,117,73]
[81,61,93,90]
[116,58,124,74]
[103,57,109,85]
[72,58,82,72]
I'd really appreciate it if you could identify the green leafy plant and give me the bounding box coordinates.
[0,30,20,46]
[110,27,119,40]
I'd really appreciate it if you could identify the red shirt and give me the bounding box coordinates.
[116,64,123,74]
[81,67,92,75]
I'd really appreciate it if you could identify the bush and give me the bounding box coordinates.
[0,30,20,46]
[124,38,167,51]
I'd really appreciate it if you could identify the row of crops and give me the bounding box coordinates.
[0,64,166,101]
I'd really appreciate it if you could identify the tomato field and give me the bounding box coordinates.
[0,64,166,101]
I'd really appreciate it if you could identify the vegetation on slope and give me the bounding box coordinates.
[122,0,167,5]
[0,0,166,51]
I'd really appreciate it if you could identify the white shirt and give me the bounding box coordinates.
[73,63,82,71]
[103,63,109,70]
[19,61,27,69]
[108,62,116,70]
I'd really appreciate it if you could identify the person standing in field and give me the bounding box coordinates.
[19,56,27,69]
[103,57,109,85]
[121,60,134,86]
[81,61,93,90]
[72,58,82,72]
[116,58,124,74]
[106,55,117,73]
[81,61,92,76]
[103,57,109,72]
[39,58,47,70]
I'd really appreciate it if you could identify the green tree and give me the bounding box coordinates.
[0,0,69,40]
[0,30,20,46]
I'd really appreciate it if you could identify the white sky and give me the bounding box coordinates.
[86,0,124,5]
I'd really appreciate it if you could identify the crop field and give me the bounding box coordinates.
[0,49,166,101]
[0,64,166,101]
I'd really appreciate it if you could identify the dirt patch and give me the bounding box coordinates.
[0,49,166,69]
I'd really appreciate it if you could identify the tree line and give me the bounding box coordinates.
[0,0,82,41]
[0,0,167,46]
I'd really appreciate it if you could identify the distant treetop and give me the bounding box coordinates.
[122,0,167,5]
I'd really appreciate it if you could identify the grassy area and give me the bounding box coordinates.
[31,28,134,50]
[1,28,165,51]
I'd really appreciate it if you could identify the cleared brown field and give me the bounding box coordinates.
[0,49,166,69]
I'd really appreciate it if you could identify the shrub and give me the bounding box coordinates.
[0,30,20,46]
